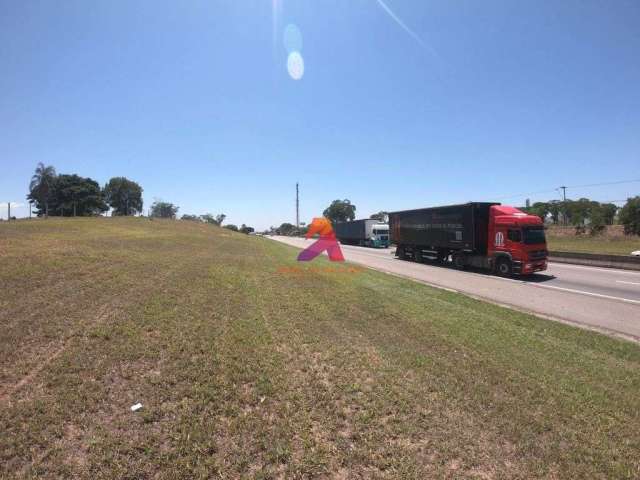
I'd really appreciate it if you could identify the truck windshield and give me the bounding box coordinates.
[373,229,388,235]
[523,227,546,245]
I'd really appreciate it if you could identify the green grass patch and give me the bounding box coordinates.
[547,233,640,255]
[1,217,639,478]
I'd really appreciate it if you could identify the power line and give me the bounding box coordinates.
[494,178,640,201]
[495,188,560,201]
[565,178,640,189]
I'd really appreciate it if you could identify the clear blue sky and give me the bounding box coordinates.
[1,0,639,228]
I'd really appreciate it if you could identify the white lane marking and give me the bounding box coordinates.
[533,284,640,305]
[343,247,640,277]
[549,262,640,276]
[617,280,640,286]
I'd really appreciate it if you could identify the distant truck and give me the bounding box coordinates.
[334,219,390,248]
[389,202,547,276]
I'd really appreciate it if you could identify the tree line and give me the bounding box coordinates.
[522,197,640,235]
[25,163,243,225]
[28,163,145,217]
[271,197,640,237]
[28,164,637,237]
[272,199,362,235]
[180,213,255,234]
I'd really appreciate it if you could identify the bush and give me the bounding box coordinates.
[589,224,605,236]
[150,201,178,219]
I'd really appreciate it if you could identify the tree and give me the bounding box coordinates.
[619,196,640,235]
[370,211,389,222]
[323,199,356,223]
[277,222,296,235]
[600,203,618,225]
[224,224,239,232]
[150,201,178,219]
[181,214,200,221]
[547,201,562,225]
[200,213,225,225]
[28,163,57,216]
[29,174,107,217]
[588,207,606,236]
[522,202,550,223]
[104,177,143,216]
[565,198,598,226]
[239,224,255,234]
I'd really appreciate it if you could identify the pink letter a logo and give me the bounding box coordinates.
[297,217,345,262]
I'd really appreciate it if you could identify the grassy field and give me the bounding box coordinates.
[1,218,640,479]
[547,234,640,255]
[547,236,640,255]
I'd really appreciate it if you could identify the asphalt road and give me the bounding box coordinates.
[269,236,640,342]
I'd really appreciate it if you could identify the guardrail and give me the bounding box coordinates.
[549,251,640,271]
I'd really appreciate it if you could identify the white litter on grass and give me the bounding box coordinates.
[631,250,640,257]
[130,403,143,412]
[259,396,266,403]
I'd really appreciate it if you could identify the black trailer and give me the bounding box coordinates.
[389,202,498,266]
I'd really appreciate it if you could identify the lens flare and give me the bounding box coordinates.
[283,23,303,53]
[287,51,304,80]
[272,0,282,55]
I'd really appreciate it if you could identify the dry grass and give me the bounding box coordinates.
[1,217,640,479]
[546,225,640,255]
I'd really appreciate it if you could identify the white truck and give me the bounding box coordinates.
[333,219,390,248]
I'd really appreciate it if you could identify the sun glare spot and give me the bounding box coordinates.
[287,51,304,80]
[283,24,303,53]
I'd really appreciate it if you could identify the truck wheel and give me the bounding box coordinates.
[452,253,465,269]
[496,258,512,277]
[397,246,407,260]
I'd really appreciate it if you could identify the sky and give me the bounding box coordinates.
[1,0,639,228]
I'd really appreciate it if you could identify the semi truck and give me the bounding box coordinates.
[389,202,547,276]
[334,219,390,248]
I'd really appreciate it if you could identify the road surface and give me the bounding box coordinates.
[269,236,640,342]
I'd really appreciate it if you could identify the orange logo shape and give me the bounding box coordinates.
[297,217,345,262]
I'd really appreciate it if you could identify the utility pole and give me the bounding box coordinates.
[7,202,10,221]
[295,182,299,229]
[559,186,567,225]
[29,202,32,219]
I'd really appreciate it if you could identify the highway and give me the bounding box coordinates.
[270,236,640,342]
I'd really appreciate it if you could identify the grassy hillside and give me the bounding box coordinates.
[1,218,640,479]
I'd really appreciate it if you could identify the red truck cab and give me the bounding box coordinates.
[488,205,548,275]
